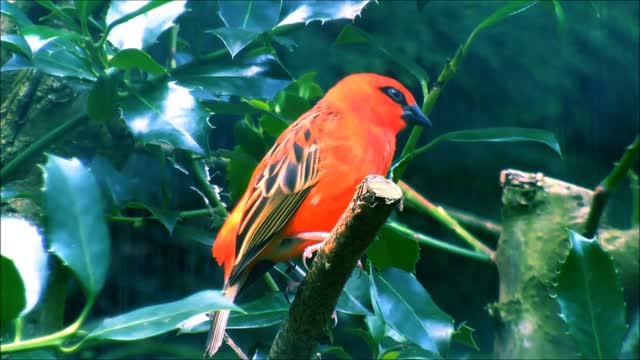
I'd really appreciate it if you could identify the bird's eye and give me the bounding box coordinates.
[381,86,407,105]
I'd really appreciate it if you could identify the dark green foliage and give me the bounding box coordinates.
[555,230,627,359]
[0,0,636,358]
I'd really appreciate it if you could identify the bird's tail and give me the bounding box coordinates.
[204,283,240,358]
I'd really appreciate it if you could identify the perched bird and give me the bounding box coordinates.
[205,73,430,357]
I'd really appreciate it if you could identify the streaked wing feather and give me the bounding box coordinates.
[228,122,321,285]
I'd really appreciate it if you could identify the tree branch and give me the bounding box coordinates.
[268,175,402,360]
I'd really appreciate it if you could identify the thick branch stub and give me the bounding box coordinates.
[268,175,402,360]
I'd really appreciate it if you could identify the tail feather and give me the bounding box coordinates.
[204,283,240,358]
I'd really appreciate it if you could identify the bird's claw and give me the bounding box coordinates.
[302,243,323,271]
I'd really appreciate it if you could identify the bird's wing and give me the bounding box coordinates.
[227,115,322,285]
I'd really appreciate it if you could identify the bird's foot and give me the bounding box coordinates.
[303,242,325,271]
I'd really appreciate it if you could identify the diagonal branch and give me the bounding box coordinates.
[268,175,402,360]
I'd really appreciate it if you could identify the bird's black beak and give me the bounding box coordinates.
[401,104,432,127]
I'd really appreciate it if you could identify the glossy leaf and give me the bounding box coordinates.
[1,33,32,58]
[209,27,260,58]
[228,292,289,329]
[278,0,372,26]
[1,53,33,72]
[120,82,211,155]
[371,268,454,357]
[219,0,281,31]
[392,127,562,181]
[368,225,420,273]
[475,0,537,32]
[31,37,96,80]
[452,323,479,351]
[0,255,26,325]
[1,217,48,316]
[336,270,373,316]
[109,48,168,76]
[175,51,291,101]
[21,25,85,51]
[106,0,185,49]
[1,1,33,28]
[44,155,110,297]
[88,72,119,123]
[555,230,627,359]
[86,290,242,341]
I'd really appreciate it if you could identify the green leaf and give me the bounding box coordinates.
[44,155,110,297]
[555,230,627,359]
[336,270,373,316]
[371,268,454,357]
[234,120,267,160]
[1,217,48,316]
[106,0,185,49]
[0,255,26,325]
[1,53,33,72]
[86,290,242,341]
[218,0,281,32]
[109,48,168,76]
[175,50,291,101]
[1,1,33,28]
[392,127,562,182]
[1,33,32,58]
[21,24,86,49]
[452,323,479,351]
[550,0,567,36]
[228,292,289,329]
[209,27,260,58]
[120,82,211,155]
[368,225,420,273]
[474,0,537,33]
[278,0,372,26]
[88,72,119,123]
[31,37,96,80]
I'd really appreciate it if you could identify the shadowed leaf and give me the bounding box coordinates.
[555,230,627,359]
[336,270,373,316]
[0,256,25,325]
[368,225,420,272]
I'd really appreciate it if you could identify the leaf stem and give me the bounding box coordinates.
[1,115,89,181]
[630,170,639,228]
[584,136,640,237]
[386,221,493,264]
[187,156,228,216]
[399,181,496,260]
[0,297,94,353]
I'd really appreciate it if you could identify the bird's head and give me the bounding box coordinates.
[321,73,431,133]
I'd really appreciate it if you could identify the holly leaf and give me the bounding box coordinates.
[368,224,420,273]
[43,155,110,297]
[109,48,168,76]
[278,0,372,26]
[120,82,211,155]
[555,230,627,359]
[371,268,454,357]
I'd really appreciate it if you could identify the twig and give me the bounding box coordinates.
[269,176,402,359]
[399,181,496,260]
[584,136,639,238]
[442,206,502,240]
[385,221,493,263]
[224,334,248,360]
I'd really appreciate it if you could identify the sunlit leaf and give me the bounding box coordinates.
[218,0,281,31]
[0,255,25,325]
[1,33,32,58]
[88,71,119,123]
[175,50,291,101]
[1,1,33,28]
[20,24,85,51]
[555,230,627,359]
[31,37,96,80]
[86,290,242,341]
[278,0,373,26]
[0,53,33,72]
[336,270,373,316]
[371,268,454,357]
[210,27,261,58]
[120,82,211,155]
[368,225,420,273]
[106,0,185,50]
[44,155,110,297]
[1,217,48,316]
[109,48,168,76]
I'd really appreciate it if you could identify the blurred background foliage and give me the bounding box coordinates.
[0,0,638,359]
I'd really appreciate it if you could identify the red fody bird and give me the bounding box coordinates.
[205,73,430,357]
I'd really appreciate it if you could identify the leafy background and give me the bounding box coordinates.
[0,0,638,359]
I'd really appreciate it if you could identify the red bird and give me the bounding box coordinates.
[205,73,430,357]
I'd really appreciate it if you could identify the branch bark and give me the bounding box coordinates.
[268,175,402,360]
